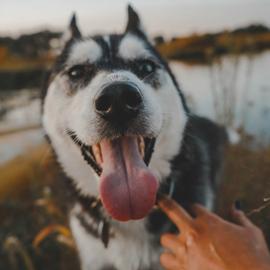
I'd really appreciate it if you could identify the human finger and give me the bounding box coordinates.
[158,195,193,231]
[231,207,254,228]
[161,233,186,255]
[160,252,183,270]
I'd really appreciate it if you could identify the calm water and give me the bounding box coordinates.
[0,52,270,164]
[171,51,270,147]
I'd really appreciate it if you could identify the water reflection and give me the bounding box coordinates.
[171,51,270,147]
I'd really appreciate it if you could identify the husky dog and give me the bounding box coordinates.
[42,5,228,270]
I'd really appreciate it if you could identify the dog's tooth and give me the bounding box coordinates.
[92,144,99,154]
[97,155,102,165]
[137,137,141,155]
[138,136,145,158]
[90,200,99,208]
[98,144,103,163]
[95,151,102,165]
[92,144,102,165]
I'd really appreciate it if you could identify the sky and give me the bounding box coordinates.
[1,0,270,38]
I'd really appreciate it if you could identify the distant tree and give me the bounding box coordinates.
[233,24,269,34]
[153,35,165,45]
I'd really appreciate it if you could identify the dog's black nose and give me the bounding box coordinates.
[95,82,142,121]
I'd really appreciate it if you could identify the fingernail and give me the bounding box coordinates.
[234,200,242,210]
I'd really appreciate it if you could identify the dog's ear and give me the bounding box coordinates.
[69,13,82,39]
[125,5,147,37]
[61,13,82,45]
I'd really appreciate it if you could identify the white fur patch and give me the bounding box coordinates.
[118,34,151,60]
[70,204,162,270]
[67,39,102,66]
[149,71,187,181]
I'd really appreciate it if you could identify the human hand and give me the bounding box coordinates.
[158,196,270,270]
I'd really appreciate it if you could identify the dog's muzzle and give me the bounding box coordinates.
[68,82,159,222]
[95,82,143,124]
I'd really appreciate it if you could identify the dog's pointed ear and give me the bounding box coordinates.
[125,4,147,36]
[61,13,82,45]
[69,13,82,39]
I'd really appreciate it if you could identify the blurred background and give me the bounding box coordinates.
[1,0,270,269]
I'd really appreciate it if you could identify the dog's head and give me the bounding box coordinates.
[42,5,188,221]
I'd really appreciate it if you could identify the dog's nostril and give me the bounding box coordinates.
[95,94,112,113]
[123,89,142,110]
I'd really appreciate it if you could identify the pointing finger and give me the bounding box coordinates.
[158,195,193,231]
[231,207,254,228]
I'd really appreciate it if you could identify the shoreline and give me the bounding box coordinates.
[0,124,41,137]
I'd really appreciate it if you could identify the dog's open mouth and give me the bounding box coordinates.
[67,131,159,221]
[91,136,145,167]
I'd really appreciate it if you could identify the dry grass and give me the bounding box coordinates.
[0,46,54,71]
[0,56,52,71]
[217,144,270,244]
[0,144,80,270]
[0,144,51,201]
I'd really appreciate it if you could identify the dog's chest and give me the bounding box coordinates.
[70,205,163,270]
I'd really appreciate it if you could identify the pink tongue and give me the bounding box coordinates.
[99,137,158,221]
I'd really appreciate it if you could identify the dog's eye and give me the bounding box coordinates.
[137,60,156,77]
[67,65,87,80]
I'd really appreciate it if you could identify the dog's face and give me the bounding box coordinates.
[42,6,188,221]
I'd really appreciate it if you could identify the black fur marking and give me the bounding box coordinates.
[63,176,113,248]
[93,36,111,60]
[144,138,156,166]
[109,35,121,62]
[135,37,189,112]
[66,63,98,92]
[66,129,102,175]
[125,5,148,40]
[70,13,82,39]
[147,115,228,235]
[126,5,141,33]
[76,209,112,248]
[81,145,102,176]
[93,34,162,88]
[53,39,77,75]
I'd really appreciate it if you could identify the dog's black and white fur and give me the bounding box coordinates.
[42,6,228,270]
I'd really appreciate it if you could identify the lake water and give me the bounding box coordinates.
[171,51,270,147]
[0,51,270,164]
